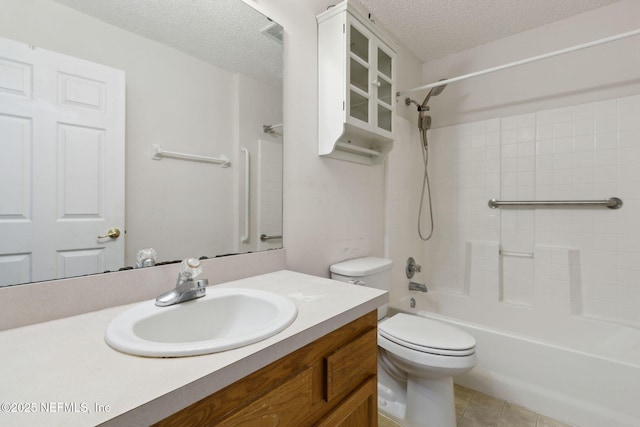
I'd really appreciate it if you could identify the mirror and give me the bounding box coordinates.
[0,0,283,287]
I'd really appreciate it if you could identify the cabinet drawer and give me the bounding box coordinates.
[317,377,378,427]
[217,368,313,426]
[325,328,377,402]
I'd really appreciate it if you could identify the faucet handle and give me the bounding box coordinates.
[180,258,203,279]
[406,257,422,278]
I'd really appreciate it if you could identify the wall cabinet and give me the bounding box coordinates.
[318,1,397,165]
[154,311,378,426]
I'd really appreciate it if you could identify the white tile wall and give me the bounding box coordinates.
[426,94,640,328]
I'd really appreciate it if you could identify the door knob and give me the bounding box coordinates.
[98,228,121,239]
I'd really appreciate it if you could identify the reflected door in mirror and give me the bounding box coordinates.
[0,37,125,285]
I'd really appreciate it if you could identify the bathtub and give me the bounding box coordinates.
[390,293,640,427]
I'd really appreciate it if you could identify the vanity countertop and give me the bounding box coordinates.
[0,270,387,427]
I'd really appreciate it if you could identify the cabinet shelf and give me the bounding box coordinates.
[335,142,381,157]
[318,0,397,165]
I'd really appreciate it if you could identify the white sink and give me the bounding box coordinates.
[105,287,297,357]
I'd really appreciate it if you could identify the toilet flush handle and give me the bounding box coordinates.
[348,279,366,286]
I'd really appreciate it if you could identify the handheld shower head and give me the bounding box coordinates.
[420,80,447,110]
[405,78,448,137]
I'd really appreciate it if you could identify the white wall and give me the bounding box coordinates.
[252,0,422,278]
[385,0,640,329]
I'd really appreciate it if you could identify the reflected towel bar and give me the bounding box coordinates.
[152,144,230,167]
[263,123,283,134]
[488,197,623,209]
[260,234,282,242]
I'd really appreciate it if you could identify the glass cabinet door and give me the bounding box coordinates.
[348,23,370,125]
[375,47,393,133]
[347,18,394,135]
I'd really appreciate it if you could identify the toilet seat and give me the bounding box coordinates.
[379,313,475,357]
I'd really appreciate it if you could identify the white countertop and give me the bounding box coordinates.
[0,270,386,427]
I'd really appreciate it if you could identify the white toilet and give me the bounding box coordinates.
[330,257,476,427]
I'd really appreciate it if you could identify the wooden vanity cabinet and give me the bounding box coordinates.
[154,310,378,426]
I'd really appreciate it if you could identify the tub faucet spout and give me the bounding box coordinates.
[409,282,428,292]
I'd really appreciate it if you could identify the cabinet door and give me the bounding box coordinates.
[325,328,377,402]
[346,17,394,137]
[316,377,378,427]
[347,18,372,127]
[374,43,394,134]
[216,368,313,426]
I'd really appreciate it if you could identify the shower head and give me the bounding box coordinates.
[420,80,447,110]
[405,78,448,112]
[430,83,447,97]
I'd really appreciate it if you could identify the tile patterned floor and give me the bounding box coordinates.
[378,384,574,427]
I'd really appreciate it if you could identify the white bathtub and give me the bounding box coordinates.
[390,294,640,427]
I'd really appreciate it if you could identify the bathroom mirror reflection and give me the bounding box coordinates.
[0,0,283,287]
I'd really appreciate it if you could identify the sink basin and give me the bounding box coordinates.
[105,287,297,357]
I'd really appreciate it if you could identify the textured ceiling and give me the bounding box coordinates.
[51,0,620,83]
[357,0,621,62]
[52,0,283,87]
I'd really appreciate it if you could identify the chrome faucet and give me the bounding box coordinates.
[155,258,208,307]
[408,281,428,292]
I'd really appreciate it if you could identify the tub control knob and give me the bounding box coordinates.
[406,257,422,278]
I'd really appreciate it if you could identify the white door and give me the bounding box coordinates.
[257,138,283,251]
[0,36,125,285]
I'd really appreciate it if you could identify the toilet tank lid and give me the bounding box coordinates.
[330,257,392,276]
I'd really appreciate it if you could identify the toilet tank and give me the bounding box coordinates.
[330,257,392,319]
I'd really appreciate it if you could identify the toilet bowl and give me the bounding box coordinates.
[378,313,476,426]
[330,257,476,427]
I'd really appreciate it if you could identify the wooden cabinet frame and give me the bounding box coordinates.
[154,311,378,427]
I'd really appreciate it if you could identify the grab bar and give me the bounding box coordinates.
[260,234,282,242]
[240,147,250,243]
[488,197,623,209]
